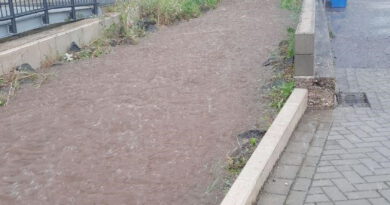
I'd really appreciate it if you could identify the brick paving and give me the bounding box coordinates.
[257,0,390,204]
[257,110,333,205]
[300,69,390,205]
[257,72,390,205]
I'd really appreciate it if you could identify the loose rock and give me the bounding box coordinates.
[69,42,81,52]
[16,63,35,73]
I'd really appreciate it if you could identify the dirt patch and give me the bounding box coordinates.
[296,77,336,109]
[0,0,291,204]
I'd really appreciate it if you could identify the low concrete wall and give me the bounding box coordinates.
[295,0,316,77]
[220,88,308,205]
[295,0,336,109]
[0,13,119,74]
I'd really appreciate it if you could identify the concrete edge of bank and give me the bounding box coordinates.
[220,88,308,205]
[0,13,119,74]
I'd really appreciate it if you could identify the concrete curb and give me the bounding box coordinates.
[295,0,316,77]
[314,0,335,79]
[0,13,119,74]
[220,88,308,205]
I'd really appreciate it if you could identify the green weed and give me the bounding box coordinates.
[137,0,220,24]
[140,0,181,24]
[76,39,111,59]
[227,156,248,175]
[181,0,201,19]
[197,0,219,9]
[0,96,5,106]
[266,0,302,111]
[287,27,295,59]
[281,0,302,12]
[270,81,295,110]
[116,0,145,38]
[249,138,257,146]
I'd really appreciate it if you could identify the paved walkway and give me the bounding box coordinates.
[257,0,390,204]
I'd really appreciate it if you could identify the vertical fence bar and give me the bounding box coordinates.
[8,0,16,33]
[14,0,19,15]
[42,0,49,24]
[0,2,4,18]
[92,0,97,15]
[23,0,27,12]
[70,0,75,19]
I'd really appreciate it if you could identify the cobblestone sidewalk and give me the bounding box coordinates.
[303,69,390,205]
[257,0,390,203]
[257,72,390,205]
[257,110,333,205]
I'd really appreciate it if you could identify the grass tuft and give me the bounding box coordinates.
[69,0,221,60]
[0,96,5,107]
[265,0,303,111]
[281,0,302,12]
[0,70,51,107]
[249,137,257,146]
[270,81,295,110]
[136,0,220,25]
[181,0,202,19]
[287,27,295,59]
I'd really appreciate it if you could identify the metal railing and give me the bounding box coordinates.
[0,0,98,34]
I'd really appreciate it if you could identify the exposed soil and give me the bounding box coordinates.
[296,78,336,109]
[0,0,291,204]
[223,129,265,191]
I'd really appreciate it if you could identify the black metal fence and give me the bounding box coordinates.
[0,0,98,34]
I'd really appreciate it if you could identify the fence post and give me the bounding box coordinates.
[42,0,49,24]
[8,0,17,33]
[93,0,98,15]
[70,0,76,20]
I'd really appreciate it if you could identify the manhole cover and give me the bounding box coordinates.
[336,92,370,107]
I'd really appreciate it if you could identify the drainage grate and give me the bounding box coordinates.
[336,92,370,107]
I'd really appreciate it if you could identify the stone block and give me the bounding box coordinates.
[295,54,314,76]
[296,33,315,55]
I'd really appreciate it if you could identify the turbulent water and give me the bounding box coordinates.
[0,0,290,204]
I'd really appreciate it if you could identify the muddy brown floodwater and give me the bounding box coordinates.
[0,0,291,204]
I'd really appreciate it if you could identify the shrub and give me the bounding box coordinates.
[138,0,220,24]
[181,0,201,19]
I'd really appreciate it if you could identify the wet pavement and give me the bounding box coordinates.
[0,0,291,204]
[257,0,390,204]
[330,0,390,69]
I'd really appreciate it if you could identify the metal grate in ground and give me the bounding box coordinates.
[336,92,371,107]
